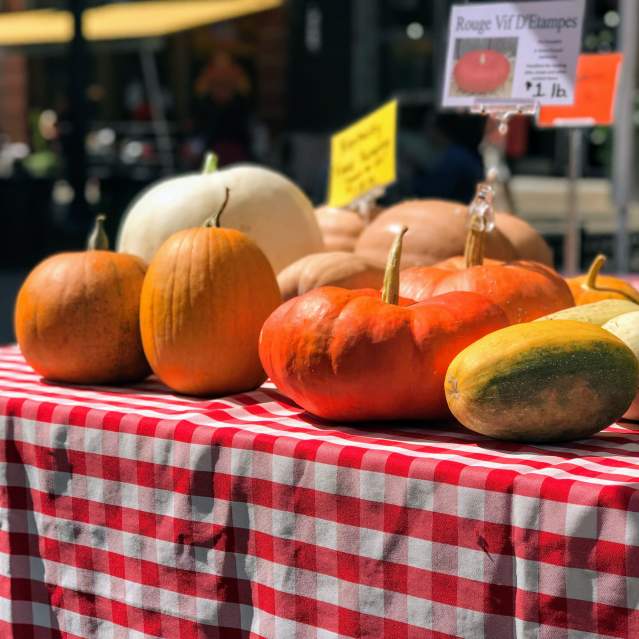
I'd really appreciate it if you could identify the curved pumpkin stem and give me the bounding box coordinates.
[204,187,231,229]
[201,152,218,174]
[465,183,495,268]
[87,214,109,251]
[382,225,408,305]
[583,254,639,303]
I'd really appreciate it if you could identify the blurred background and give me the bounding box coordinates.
[0,0,634,341]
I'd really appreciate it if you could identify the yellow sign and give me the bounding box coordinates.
[328,100,397,208]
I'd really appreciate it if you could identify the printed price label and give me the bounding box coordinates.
[442,0,585,108]
[327,100,397,208]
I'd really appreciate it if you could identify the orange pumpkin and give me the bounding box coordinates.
[398,187,574,324]
[139,190,282,396]
[567,254,639,305]
[15,215,150,384]
[259,227,509,421]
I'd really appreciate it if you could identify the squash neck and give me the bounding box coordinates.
[87,214,109,251]
[583,254,639,303]
[381,226,408,305]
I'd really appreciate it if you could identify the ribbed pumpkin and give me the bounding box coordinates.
[567,254,639,305]
[277,252,384,301]
[445,320,639,442]
[399,188,574,324]
[15,215,149,384]
[354,199,518,270]
[259,227,509,421]
[140,190,282,395]
[315,205,368,252]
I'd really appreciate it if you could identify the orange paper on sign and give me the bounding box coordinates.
[537,53,622,127]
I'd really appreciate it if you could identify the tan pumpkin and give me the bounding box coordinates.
[354,199,518,269]
[15,215,149,384]
[278,252,384,300]
[315,206,367,252]
[139,191,282,396]
[495,211,553,266]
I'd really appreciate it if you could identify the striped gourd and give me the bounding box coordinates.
[445,320,639,442]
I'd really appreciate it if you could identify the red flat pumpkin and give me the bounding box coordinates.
[454,49,510,94]
[399,186,574,324]
[259,227,509,422]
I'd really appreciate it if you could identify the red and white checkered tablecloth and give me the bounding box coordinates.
[1,344,639,639]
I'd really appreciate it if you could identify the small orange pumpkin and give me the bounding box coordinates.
[567,254,639,305]
[139,190,282,396]
[15,215,150,384]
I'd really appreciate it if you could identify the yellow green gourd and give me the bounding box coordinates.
[445,320,639,442]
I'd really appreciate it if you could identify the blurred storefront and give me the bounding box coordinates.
[0,0,635,269]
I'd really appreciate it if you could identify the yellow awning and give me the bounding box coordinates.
[0,0,282,46]
[0,10,72,46]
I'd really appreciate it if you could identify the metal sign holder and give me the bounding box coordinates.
[468,101,538,244]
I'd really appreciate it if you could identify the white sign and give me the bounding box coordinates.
[442,0,585,108]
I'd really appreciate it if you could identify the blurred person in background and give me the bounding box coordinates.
[194,51,252,165]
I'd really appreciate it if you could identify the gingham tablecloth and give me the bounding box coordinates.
[1,344,639,639]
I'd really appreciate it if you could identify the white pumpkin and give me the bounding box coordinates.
[116,163,324,273]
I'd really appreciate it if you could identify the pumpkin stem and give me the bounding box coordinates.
[381,225,408,305]
[465,183,495,268]
[204,187,231,228]
[583,254,639,303]
[87,214,109,251]
[202,152,218,174]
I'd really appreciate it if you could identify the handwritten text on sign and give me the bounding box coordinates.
[328,100,397,208]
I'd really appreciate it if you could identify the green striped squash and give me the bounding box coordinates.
[445,320,639,442]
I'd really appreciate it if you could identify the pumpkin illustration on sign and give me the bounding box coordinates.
[259,226,509,422]
[454,49,510,94]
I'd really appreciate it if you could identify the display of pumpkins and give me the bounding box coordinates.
[139,189,282,396]
[277,252,384,300]
[117,155,324,273]
[15,215,150,385]
[354,199,552,270]
[13,153,639,445]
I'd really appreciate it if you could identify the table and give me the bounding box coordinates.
[1,344,639,639]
